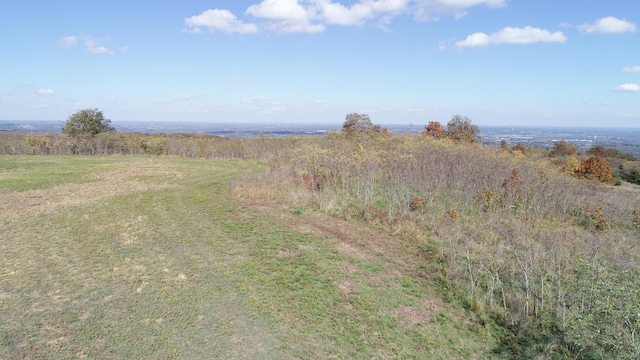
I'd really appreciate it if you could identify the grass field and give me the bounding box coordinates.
[0,156,500,359]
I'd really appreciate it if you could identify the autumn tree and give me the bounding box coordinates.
[62,108,115,137]
[421,121,446,139]
[549,141,577,157]
[445,115,481,143]
[580,156,614,183]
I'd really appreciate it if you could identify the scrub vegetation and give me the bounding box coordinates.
[1,113,640,359]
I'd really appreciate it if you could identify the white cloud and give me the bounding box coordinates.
[186,0,505,34]
[59,36,78,48]
[456,26,567,47]
[87,46,113,55]
[413,0,506,21]
[33,89,55,96]
[317,0,409,26]
[263,21,326,33]
[59,35,119,55]
[83,38,114,54]
[579,16,637,34]
[247,0,311,22]
[185,9,259,34]
[246,0,324,33]
[622,66,640,74]
[613,83,640,92]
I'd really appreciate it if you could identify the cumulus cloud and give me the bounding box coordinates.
[622,66,640,74]
[246,0,326,33]
[456,26,567,47]
[185,9,259,34]
[613,83,640,92]
[33,89,55,96]
[317,0,409,26]
[186,0,507,34]
[579,16,637,34]
[59,35,123,55]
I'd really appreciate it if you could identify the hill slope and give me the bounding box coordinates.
[0,156,500,359]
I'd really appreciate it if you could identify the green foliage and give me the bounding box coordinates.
[565,260,640,359]
[620,167,640,185]
[587,146,638,161]
[62,108,115,137]
[445,114,481,143]
[341,113,382,134]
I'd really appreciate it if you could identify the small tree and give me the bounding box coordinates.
[549,141,577,157]
[422,121,446,139]
[62,108,115,137]
[445,115,480,143]
[341,113,381,134]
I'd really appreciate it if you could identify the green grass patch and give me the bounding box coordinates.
[0,155,501,359]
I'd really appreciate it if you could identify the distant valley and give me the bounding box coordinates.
[2,120,640,157]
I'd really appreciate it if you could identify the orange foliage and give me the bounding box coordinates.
[421,121,445,139]
[579,156,614,184]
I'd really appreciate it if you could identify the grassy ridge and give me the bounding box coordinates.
[232,132,640,359]
[0,156,498,359]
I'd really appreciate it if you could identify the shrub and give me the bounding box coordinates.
[579,156,614,184]
[445,115,481,143]
[564,157,581,174]
[511,142,527,155]
[549,141,577,157]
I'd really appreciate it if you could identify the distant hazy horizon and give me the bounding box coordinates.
[2,1,639,127]
[2,119,640,130]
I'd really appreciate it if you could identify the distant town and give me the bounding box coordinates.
[2,120,640,157]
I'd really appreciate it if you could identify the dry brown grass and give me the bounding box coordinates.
[230,132,640,358]
[0,160,180,220]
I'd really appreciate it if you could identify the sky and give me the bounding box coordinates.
[1,0,639,127]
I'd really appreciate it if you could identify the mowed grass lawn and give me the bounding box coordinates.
[0,156,499,359]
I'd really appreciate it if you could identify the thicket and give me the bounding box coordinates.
[231,132,640,359]
[2,126,640,358]
[0,132,290,159]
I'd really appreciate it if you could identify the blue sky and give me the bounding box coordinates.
[1,0,639,127]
